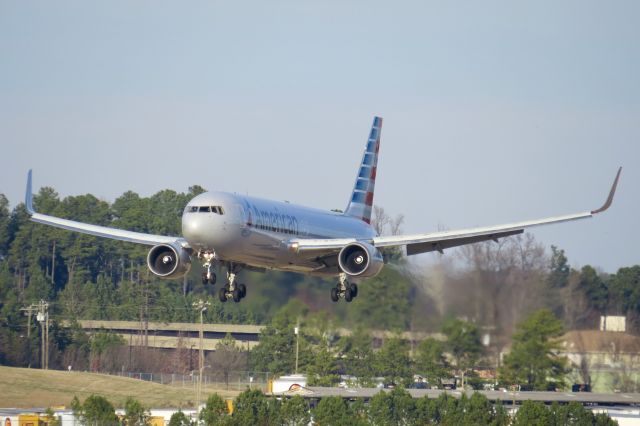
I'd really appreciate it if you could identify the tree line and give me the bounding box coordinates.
[0,299,573,393]
[249,301,570,391]
[1,187,639,385]
[69,388,617,426]
[0,188,415,369]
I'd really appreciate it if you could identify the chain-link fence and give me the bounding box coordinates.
[114,370,271,392]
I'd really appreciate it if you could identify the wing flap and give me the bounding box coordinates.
[373,211,592,253]
[405,230,524,255]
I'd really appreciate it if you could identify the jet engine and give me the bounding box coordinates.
[147,243,192,279]
[338,242,384,278]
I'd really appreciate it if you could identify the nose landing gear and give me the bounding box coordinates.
[202,271,217,285]
[199,251,217,285]
[331,273,358,303]
[198,252,247,303]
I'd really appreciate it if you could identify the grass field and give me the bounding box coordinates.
[0,366,240,408]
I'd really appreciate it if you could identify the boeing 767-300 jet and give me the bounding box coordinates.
[24,117,621,303]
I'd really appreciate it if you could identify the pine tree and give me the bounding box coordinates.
[500,309,568,390]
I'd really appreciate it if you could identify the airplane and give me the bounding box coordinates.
[24,117,621,304]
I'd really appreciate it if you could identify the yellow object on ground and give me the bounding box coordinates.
[148,416,165,426]
[18,415,42,426]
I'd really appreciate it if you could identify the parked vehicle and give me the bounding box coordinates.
[572,383,591,392]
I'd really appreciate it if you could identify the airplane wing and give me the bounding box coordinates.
[290,167,621,256]
[25,170,187,247]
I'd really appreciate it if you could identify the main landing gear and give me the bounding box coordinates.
[331,273,358,303]
[218,263,247,303]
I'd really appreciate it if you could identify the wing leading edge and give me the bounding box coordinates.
[291,167,622,256]
[25,170,186,247]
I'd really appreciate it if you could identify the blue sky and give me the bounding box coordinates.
[1,1,638,272]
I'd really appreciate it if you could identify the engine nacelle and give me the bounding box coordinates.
[147,243,192,279]
[338,242,384,278]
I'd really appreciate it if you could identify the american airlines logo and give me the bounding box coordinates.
[244,201,300,235]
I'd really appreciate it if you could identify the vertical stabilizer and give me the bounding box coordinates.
[344,116,382,224]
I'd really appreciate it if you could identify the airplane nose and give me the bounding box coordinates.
[182,213,228,248]
[182,215,202,242]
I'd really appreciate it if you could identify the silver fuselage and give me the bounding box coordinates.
[182,191,376,275]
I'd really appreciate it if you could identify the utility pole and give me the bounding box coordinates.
[20,303,39,369]
[190,344,195,371]
[20,304,38,338]
[294,323,300,374]
[193,299,210,411]
[46,304,49,369]
[51,240,56,285]
[21,301,49,369]
[35,300,49,369]
[143,270,150,348]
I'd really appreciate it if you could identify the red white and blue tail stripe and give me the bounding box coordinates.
[344,116,382,224]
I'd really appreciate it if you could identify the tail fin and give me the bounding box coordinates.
[344,116,382,224]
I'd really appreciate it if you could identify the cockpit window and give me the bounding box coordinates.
[187,205,225,214]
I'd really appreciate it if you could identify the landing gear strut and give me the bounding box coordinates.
[218,263,247,303]
[331,273,358,303]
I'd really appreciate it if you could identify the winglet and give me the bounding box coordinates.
[591,167,622,214]
[25,169,35,215]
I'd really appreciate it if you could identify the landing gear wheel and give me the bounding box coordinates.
[238,283,247,299]
[232,288,241,303]
[350,283,358,298]
[203,271,217,285]
[345,288,353,302]
[330,287,339,302]
[218,287,227,303]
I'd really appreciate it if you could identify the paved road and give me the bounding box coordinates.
[280,387,640,406]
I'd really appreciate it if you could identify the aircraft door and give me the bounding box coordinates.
[234,204,248,227]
